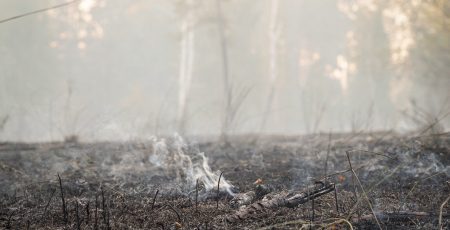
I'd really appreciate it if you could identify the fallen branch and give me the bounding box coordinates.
[257,218,354,230]
[226,181,334,223]
[352,211,450,223]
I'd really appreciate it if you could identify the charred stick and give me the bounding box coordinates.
[86,200,90,224]
[101,187,106,226]
[6,210,15,229]
[94,195,98,230]
[227,181,335,223]
[324,131,332,176]
[101,187,110,229]
[75,201,81,230]
[285,182,334,207]
[152,189,159,211]
[195,179,199,212]
[217,171,223,209]
[165,204,182,222]
[345,151,358,204]
[353,211,450,222]
[106,200,111,230]
[311,184,315,223]
[334,184,339,213]
[57,174,68,224]
[42,188,56,219]
[439,194,450,230]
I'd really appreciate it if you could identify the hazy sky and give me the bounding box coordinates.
[0,0,448,141]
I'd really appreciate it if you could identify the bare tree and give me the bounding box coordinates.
[176,0,197,134]
[259,0,281,134]
[215,0,232,139]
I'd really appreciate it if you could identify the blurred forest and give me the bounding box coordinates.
[0,0,449,141]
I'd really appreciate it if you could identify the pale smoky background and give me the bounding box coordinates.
[0,0,448,142]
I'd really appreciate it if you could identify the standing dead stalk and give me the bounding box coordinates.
[439,194,450,230]
[334,184,339,213]
[345,152,382,230]
[152,189,159,211]
[165,204,182,222]
[195,179,199,212]
[75,201,81,230]
[86,200,90,224]
[6,210,15,229]
[345,151,358,204]
[324,132,332,176]
[217,171,224,209]
[311,183,315,226]
[101,187,109,229]
[57,174,68,224]
[94,195,98,230]
[42,188,56,219]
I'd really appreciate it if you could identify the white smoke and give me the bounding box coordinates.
[148,134,235,195]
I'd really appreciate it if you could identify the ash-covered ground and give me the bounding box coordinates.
[0,132,449,229]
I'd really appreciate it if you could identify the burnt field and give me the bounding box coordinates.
[0,132,449,229]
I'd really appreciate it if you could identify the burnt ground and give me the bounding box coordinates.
[0,132,449,229]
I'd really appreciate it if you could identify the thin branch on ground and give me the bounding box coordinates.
[439,194,450,230]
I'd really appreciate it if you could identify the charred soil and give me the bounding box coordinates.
[0,132,449,229]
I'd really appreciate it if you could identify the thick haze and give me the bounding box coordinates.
[0,0,449,142]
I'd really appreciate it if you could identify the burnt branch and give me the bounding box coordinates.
[57,174,68,224]
[226,181,335,223]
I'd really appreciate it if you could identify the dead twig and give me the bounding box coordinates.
[101,186,110,229]
[217,171,223,209]
[94,195,98,230]
[57,174,68,224]
[75,201,81,230]
[345,151,359,208]
[334,184,339,213]
[227,181,334,223]
[352,211,450,222]
[165,204,182,222]
[324,131,332,176]
[404,171,445,201]
[345,152,382,230]
[152,189,159,211]
[85,200,90,224]
[316,162,369,181]
[6,210,15,229]
[310,183,315,229]
[256,218,354,230]
[41,188,56,219]
[347,164,402,219]
[439,194,450,230]
[346,149,397,160]
[195,179,199,212]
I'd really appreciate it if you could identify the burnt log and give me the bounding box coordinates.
[226,181,334,223]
